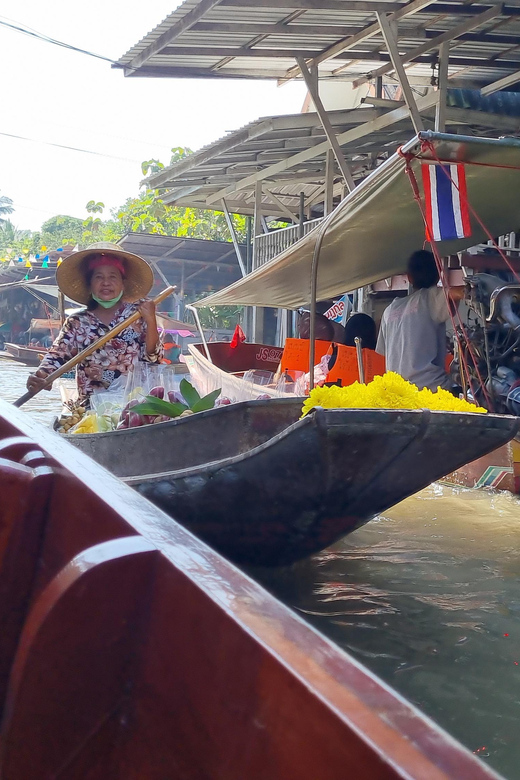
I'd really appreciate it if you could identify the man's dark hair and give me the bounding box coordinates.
[407,250,439,289]
[298,311,334,341]
[343,313,377,350]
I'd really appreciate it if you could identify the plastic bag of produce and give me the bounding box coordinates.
[119,363,188,429]
[123,362,184,404]
[90,391,124,431]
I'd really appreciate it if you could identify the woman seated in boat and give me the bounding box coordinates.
[26,242,162,406]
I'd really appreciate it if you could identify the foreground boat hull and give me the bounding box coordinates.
[0,400,500,779]
[66,400,519,566]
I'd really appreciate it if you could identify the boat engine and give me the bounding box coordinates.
[451,273,520,413]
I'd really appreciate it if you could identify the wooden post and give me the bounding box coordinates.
[252,181,262,271]
[324,149,334,217]
[297,57,355,192]
[246,215,252,274]
[57,291,65,327]
[309,64,319,95]
[244,216,253,341]
[252,181,263,343]
[221,199,246,277]
[435,42,449,133]
[377,12,424,135]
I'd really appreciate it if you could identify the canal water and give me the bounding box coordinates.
[254,485,520,779]
[2,357,520,778]
[0,358,63,425]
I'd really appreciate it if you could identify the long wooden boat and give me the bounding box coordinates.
[189,134,520,496]
[187,340,520,494]
[0,400,505,778]
[4,342,43,366]
[64,398,518,566]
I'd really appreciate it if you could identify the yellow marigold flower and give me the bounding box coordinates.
[300,372,487,417]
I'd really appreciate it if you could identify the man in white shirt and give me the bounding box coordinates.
[376,250,463,391]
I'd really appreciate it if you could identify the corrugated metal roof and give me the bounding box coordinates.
[143,95,520,216]
[115,1,520,88]
[118,233,244,295]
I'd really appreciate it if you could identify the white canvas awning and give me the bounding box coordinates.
[195,132,520,309]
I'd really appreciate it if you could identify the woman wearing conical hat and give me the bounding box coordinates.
[26,242,163,406]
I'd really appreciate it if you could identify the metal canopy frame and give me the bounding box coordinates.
[116,0,520,92]
[116,233,245,296]
[119,0,520,357]
[141,98,520,215]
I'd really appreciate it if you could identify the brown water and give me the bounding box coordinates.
[2,356,520,777]
[255,485,520,779]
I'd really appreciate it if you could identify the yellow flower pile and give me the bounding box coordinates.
[301,371,487,417]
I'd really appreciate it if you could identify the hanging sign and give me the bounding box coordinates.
[324,294,350,325]
[326,344,386,386]
[279,338,332,373]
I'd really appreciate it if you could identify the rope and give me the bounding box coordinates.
[398,147,493,409]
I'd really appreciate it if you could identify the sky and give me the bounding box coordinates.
[0,1,306,232]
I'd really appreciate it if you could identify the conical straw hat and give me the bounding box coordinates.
[56,242,154,305]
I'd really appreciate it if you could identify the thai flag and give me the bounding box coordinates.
[422,162,471,242]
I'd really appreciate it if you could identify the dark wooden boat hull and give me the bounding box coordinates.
[0,400,499,779]
[65,400,519,566]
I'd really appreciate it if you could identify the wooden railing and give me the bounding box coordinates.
[253,218,323,269]
[486,233,520,254]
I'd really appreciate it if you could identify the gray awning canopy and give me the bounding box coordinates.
[194,132,520,308]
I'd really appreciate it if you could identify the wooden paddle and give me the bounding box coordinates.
[14,286,176,408]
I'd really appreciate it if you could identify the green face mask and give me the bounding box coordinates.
[92,291,124,309]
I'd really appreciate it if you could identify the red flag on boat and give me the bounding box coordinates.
[230,324,246,348]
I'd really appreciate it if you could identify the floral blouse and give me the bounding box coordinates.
[38,300,163,404]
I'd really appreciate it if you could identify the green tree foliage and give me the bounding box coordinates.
[113,190,246,242]
[40,215,84,246]
[0,193,14,223]
[195,301,243,330]
[0,147,247,282]
[0,220,32,253]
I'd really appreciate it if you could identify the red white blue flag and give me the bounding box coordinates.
[422,162,471,242]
